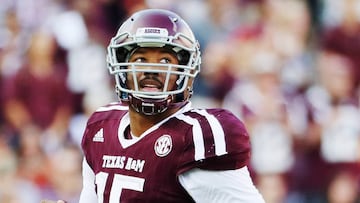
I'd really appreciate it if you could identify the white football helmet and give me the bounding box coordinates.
[107,9,201,115]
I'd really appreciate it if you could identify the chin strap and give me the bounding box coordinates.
[128,94,172,116]
[127,94,188,116]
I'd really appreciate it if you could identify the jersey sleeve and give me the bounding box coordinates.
[179,166,265,203]
[79,158,98,203]
[177,108,251,174]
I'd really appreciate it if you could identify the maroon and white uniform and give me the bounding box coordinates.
[80,102,264,203]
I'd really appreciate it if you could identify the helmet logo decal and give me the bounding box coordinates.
[154,135,172,157]
[136,27,168,38]
[144,28,161,34]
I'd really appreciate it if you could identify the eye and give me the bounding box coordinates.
[133,57,146,63]
[160,58,171,64]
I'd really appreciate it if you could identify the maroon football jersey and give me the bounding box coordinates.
[81,102,251,203]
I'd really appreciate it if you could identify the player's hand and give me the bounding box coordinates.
[40,200,66,203]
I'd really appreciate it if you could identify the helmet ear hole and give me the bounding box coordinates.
[177,50,190,65]
[115,48,129,62]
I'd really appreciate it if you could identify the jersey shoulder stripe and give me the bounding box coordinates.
[176,108,235,161]
[191,109,227,156]
[87,102,128,125]
[176,113,206,161]
[176,108,250,166]
[95,102,128,112]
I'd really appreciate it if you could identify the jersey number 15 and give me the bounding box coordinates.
[96,172,145,202]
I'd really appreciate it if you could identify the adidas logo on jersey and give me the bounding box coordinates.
[93,128,104,142]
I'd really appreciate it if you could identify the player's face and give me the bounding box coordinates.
[126,47,180,93]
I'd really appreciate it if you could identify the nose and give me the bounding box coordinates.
[144,69,159,75]
[144,70,159,76]
[143,68,159,77]
[142,64,160,76]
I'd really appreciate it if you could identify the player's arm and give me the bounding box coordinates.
[178,166,265,203]
[79,158,98,203]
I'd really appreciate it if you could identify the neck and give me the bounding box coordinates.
[128,106,181,137]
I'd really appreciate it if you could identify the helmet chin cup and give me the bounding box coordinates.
[128,94,171,116]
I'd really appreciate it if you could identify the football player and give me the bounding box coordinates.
[45,9,265,203]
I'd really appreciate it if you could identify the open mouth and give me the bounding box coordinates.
[139,78,163,92]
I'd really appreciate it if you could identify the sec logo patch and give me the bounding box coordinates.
[154,135,172,157]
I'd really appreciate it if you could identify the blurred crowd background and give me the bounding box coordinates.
[0,0,359,202]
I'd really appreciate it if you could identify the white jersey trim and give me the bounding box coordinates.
[117,102,194,149]
[96,104,128,112]
[177,114,205,161]
[192,109,227,156]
